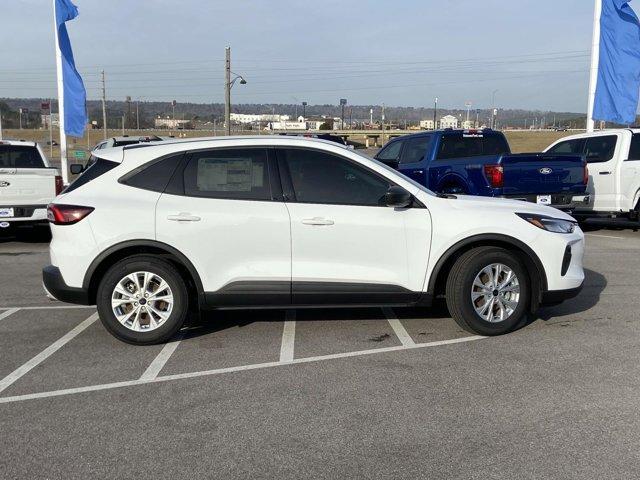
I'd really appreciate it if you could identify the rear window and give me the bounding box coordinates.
[0,145,45,168]
[436,133,509,160]
[63,157,118,194]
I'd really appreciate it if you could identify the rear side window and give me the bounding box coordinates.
[482,135,510,155]
[584,135,617,163]
[547,138,585,154]
[183,148,271,200]
[63,157,118,193]
[399,136,432,164]
[628,134,640,160]
[0,145,45,168]
[376,140,403,161]
[120,154,183,192]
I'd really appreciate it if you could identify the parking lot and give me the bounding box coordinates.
[1,223,639,479]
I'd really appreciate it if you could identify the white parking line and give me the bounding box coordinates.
[279,310,296,362]
[0,308,20,321]
[0,305,94,311]
[0,334,486,405]
[139,336,183,381]
[0,312,98,394]
[585,233,625,240]
[383,307,416,347]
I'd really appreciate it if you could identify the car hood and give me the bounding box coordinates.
[443,194,576,221]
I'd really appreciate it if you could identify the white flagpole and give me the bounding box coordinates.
[587,0,603,133]
[52,0,69,184]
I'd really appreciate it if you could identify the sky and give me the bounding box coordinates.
[0,0,597,112]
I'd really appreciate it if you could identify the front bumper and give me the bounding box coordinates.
[42,265,92,305]
[541,282,584,305]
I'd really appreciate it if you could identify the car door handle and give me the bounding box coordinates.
[302,217,335,226]
[599,171,612,175]
[412,169,425,175]
[167,213,201,222]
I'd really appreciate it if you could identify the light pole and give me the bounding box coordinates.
[224,46,247,136]
[465,101,472,126]
[340,98,347,130]
[433,97,438,130]
[302,101,307,120]
[491,90,498,129]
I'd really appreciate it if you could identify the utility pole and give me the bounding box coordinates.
[0,105,3,140]
[433,97,438,130]
[19,109,23,130]
[491,90,498,129]
[121,115,125,136]
[302,101,307,120]
[381,103,386,146]
[340,99,347,130]
[101,70,107,140]
[225,46,231,135]
[136,101,140,130]
[49,99,53,157]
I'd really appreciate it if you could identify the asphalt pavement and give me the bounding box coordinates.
[0,223,639,479]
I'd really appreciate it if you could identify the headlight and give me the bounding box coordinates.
[516,213,576,234]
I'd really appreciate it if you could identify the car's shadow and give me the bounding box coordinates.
[580,218,639,232]
[0,227,51,244]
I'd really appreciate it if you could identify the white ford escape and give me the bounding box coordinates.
[43,136,585,344]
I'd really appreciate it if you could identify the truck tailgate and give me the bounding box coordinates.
[0,168,58,206]
[500,154,586,196]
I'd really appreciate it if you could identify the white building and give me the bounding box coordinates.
[439,115,459,129]
[154,117,193,129]
[461,120,475,129]
[231,113,290,124]
[419,119,435,130]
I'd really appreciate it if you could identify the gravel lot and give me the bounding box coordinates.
[0,221,639,479]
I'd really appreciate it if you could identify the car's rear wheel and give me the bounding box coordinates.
[446,246,531,336]
[96,255,189,345]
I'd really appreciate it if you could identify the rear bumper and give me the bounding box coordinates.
[42,265,92,305]
[501,194,590,211]
[541,282,584,305]
[0,205,48,224]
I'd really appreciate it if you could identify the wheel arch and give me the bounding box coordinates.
[83,240,205,306]
[427,234,547,312]
[435,173,470,194]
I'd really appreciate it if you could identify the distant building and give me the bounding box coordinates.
[461,120,475,129]
[41,113,60,128]
[154,117,193,129]
[419,119,435,130]
[439,115,459,129]
[231,113,290,124]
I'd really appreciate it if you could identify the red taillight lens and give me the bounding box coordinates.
[47,204,94,225]
[484,164,504,188]
[55,175,64,195]
[583,164,589,185]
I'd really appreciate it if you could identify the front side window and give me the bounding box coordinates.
[399,136,431,164]
[547,138,585,154]
[584,135,617,163]
[376,140,403,161]
[183,148,271,200]
[279,148,391,206]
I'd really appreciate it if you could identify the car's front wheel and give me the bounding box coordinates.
[96,255,189,345]
[446,246,531,336]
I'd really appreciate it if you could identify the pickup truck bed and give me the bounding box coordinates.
[375,129,588,210]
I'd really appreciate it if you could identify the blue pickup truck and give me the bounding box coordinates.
[374,129,588,210]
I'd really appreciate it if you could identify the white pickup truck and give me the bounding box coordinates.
[545,129,640,221]
[0,140,62,231]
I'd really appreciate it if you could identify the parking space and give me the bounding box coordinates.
[1,225,640,478]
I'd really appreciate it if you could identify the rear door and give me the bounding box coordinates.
[155,147,292,305]
[0,144,56,208]
[582,134,619,210]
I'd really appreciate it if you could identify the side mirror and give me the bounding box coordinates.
[69,163,84,175]
[385,186,413,208]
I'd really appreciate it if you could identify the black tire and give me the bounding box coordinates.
[96,255,189,345]
[445,246,531,336]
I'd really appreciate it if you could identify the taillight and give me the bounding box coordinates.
[484,164,504,188]
[55,175,64,195]
[47,204,94,225]
[583,164,589,185]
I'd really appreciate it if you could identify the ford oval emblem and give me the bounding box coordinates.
[539,167,553,175]
[0,181,10,187]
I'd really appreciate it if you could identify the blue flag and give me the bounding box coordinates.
[55,0,87,137]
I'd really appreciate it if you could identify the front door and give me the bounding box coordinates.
[583,134,620,211]
[155,147,291,306]
[276,147,431,306]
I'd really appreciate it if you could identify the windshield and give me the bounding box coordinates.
[352,149,436,195]
[0,145,45,168]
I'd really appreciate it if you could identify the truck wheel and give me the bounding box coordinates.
[96,255,189,345]
[446,247,530,336]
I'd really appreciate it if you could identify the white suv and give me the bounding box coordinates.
[43,136,585,344]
